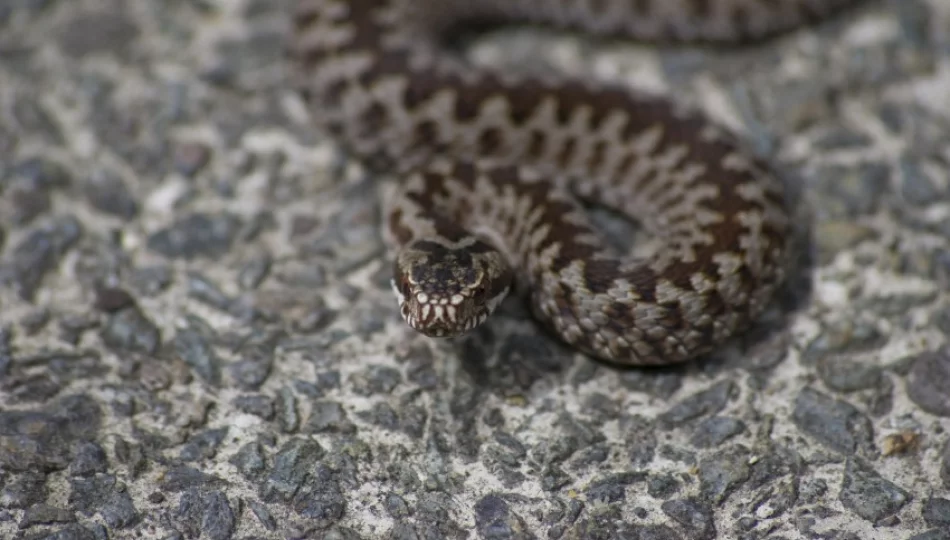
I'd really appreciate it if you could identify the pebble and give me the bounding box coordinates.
[839,458,911,523]
[906,347,950,417]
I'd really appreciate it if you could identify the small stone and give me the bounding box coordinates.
[186,272,234,314]
[19,503,76,527]
[93,287,136,313]
[689,416,746,448]
[942,441,950,489]
[0,394,102,472]
[839,458,911,522]
[0,472,47,509]
[384,493,410,519]
[474,494,530,539]
[147,213,242,260]
[899,154,943,205]
[647,473,680,499]
[292,464,345,527]
[906,347,950,416]
[922,497,950,528]
[661,499,715,540]
[303,401,355,434]
[200,491,235,540]
[232,394,275,420]
[230,442,267,480]
[261,438,325,503]
[113,439,146,478]
[816,355,883,392]
[83,169,139,219]
[174,329,221,386]
[179,427,229,462]
[813,221,877,264]
[249,499,277,531]
[173,142,212,177]
[276,387,299,433]
[69,441,108,476]
[159,466,226,492]
[68,474,138,528]
[791,388,873,455]
[57,11,138,57]
[100,305,161,356]
[489,431,527,467]
[0,216,82,301]
[659,381,735,427]
[129,265,173,296]
[810,163,889,220]
[585,472,645,504]
[238,253,272,290]
[698,446,751,504]
[350,364,402,395]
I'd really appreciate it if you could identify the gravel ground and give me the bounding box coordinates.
[1,0,950,539]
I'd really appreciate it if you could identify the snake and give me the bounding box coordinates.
[288,0,859,365]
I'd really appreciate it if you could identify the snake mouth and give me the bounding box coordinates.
[400,299,490,338]
[403,306,474,337]
[403,313,467,338]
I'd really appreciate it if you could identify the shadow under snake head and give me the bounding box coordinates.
[392,238,513,337]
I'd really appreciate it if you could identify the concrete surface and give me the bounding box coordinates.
[1,0,949,538]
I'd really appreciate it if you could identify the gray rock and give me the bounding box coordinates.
[68,474,138,528]
[698,445,751,504]
[791,388,874,455]
[922,497,950,529]
[56,11,138,57]
[907,347,950,416]
[159,466,227,493]
[689,416,746,448]
[660,498,715,540]
[0,394,102,472]
[147,213,243,260]
[473,494,533,540]
[180,427,229,462]
[173,328,221,386]
[19,503,76,528]
[0,216,81,301]
[261,438,324,503]
[83,169,139,219]
[100,305,161,356]
[839,458,911,522]
[69,441,108,476]
[0,472,47,509]
[659,381,735,427]
[304,401,356,434]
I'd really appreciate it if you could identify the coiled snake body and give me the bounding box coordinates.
[289,0,858,365]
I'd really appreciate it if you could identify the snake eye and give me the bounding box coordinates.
[400,277,412,296]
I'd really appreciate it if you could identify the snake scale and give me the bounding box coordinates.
[288,0,859,365]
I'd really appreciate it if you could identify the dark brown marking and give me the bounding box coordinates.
[358,101,389,136]
[527,131,546,160]
[388,208,413,244]
[478,127,503,155]
[413,120,439,147]
[730,5,751,35]
[556,138,577,169]
[688,0,711,18]
[587,140,607,174]
[633,0,652,16]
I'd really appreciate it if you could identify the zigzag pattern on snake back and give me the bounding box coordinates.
[288,0,860,365]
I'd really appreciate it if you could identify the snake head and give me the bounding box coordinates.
[392,238,512,337]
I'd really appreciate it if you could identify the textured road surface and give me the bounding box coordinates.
[1,0,949,538]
